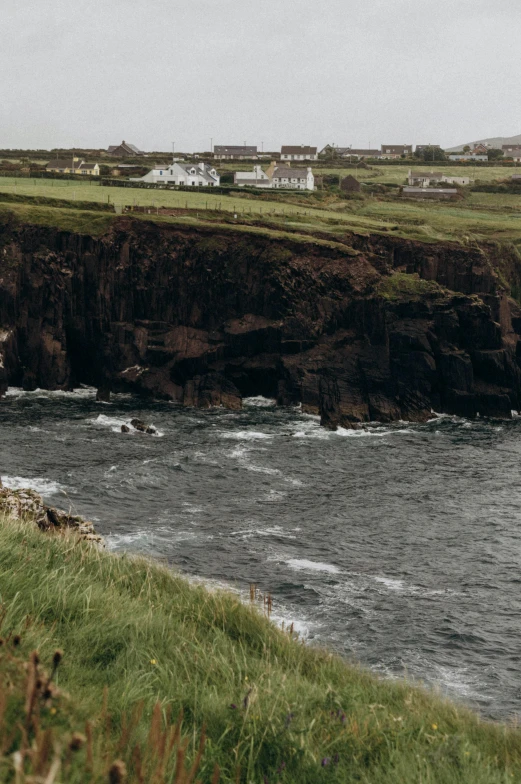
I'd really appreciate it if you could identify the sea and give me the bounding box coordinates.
[2,386,521,720]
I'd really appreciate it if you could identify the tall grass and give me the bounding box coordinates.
[0,514,520,782]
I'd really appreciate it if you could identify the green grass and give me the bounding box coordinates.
[1,515,521,783]
[3,176,521,246]
[378,272,451,301]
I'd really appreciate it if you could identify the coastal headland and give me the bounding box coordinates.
[1,206,521,428]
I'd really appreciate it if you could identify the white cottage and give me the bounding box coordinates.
[132,162,220,186]
[234,165,272,188]
[270,166,314,191]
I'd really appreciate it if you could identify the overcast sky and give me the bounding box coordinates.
[1,0,519,152]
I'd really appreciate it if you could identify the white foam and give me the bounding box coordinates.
[5,385,96,399]
[284,558,341,575]
[90,414,163,436]
[374,576,406,591]
[1,475,66,496]
[232,524,297,540]
[243,396,277,408]
[222,430,274,440]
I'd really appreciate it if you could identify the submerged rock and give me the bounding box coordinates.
[130,418,156,434]
[0,485,103,544]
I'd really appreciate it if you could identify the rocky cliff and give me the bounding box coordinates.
[1,214,521,427]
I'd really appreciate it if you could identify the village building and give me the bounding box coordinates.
[448,153,488,161]
[107,141,144,157]
[502,145,521,162]
[45,158,100,176]
[232,163,314,190]
[472,143,489,154]
[380,145,413,159]
[280,145,318,161]
[213,145,257,160]
[319,145,380,159]
[340,175,361,193]
[131,162,220,186]
[270,165,314,191]
[402,187,458,200]
[408,170,444,186]
[234,165,271,188]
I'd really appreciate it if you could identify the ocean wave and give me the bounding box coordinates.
[221,430,274,440]
[1,475,66,497]
[243,396,277,408]
[284,558,341,575]
[5,385,97,399]
[89,414,164,436]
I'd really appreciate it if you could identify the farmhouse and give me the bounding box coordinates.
[380,145,413,159]
[213,146,257,160]
[408,170,443,186]
[107,141,144,157]
[280,145,318,161]
[270,166,314,191]
[234,166,271,188]
[472,144,489,154]
[402,187,458,200]
[132,162,220,186]
[45,158,99,176]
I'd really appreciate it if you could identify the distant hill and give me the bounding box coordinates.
[446,133,521,152]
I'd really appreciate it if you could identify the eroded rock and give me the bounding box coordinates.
[0,485,103,544]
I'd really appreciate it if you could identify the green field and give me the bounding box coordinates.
[2,175,521,246]
[1,513,521,783]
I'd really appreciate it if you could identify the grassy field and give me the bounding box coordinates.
[1,514,521,783]
[2,176,521,246]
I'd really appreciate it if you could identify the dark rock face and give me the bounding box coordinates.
[1,217,521,428]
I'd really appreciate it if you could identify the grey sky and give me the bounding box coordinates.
[1,0,520,152]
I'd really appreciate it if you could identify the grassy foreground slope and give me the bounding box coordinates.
[0,518,520,783]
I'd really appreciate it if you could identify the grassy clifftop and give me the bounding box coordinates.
[0,516,520,783]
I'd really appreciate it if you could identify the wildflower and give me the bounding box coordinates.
[109,760,127,784]
[69,733,86,752]
[284,712,294,728]
[243,688,252,709]
[431,723,438,731]
[229,704,238,710]
[52,650,63,667]
[50,707,57,715]
[321,757,330,767]
[150,659,157,665]
[333,753,340,765]
[276,761,286,773]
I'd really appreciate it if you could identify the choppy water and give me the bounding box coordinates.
[2,387,521,719]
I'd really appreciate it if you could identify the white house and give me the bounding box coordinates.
[131,162,220,186]
[270,166,314,191]
[408,170,472,187]
[448,154,487,162]
[234,165,272,188]
[280,145,318,161]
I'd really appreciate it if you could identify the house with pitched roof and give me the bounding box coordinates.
[234,165,272,188]
[280,145,318,161]
[380,144,413,159]
[107,141,144,157]
[502,145,521,162]
[269,165,314,191]
[213,145,257,160]
[46,158,100,176]
[131,162,220,186]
